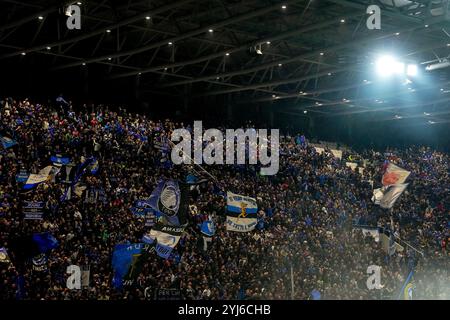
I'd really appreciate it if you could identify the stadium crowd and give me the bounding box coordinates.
[0,97,448,300]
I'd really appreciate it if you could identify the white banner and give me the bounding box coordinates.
[382,163,410,186]
[346,162,358,171]
[330,149,342,159]
[314,147,325,155]
[148,227,183,249]
[372,183,408,209]
[25,166,53,186]
[226,216,257,232]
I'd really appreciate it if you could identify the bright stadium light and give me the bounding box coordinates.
[375,55,405,76]
[406,64,418,76]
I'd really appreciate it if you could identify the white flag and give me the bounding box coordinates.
[372,183,408,209]
[382,163,410,186]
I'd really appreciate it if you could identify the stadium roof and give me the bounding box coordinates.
[1,0,450,127]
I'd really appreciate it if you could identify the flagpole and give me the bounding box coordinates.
[167,140,225,191]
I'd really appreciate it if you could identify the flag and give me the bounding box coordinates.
[88,158,99,174]
[186,173,208,185]
[59,164,77,184]
[0,247,10,264]
[112,243,156,289]
[311,289,321,300]
[226,191,258,232]
[50,155,70,166]
[330,149,342,159]
[388,230,396,256]
[147,179,189,226]
[32,254,48,272]
[130,199,159,218]
[130,206,152,217]
[60,158,94,200]
[379,229,404,256]
[142,223,184,259]
[200,218,215,237]
[0,135,17,149]
[314,147,325,155]
[382,163,410,186]
[15,168,29,183]
[32,233,58,253]
[73,157,96,184]
[23,201,45,220]
[372,183,408,209]
[345,162,358,171]
[23,166,54,190]
[398,270,415,300]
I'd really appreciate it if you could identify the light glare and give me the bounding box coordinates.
[406,64,418,76]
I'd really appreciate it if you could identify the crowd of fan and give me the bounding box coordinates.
[0,98,448,300]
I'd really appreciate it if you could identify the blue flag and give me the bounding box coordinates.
[50,155,70,165]
[32,233,58,253]
[15,169,29,183]
[89,158,99,174]
[130,206,152,217]
[201,219,215,237]
[398,269,415,300]
[0,135,17,149]
[148,179,188,226]
[311,289,321,300]
[112,243,147,289]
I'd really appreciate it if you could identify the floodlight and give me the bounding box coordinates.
[376,55,404,76]
[406,64,418,76]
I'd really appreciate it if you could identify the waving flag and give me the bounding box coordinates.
[23,166,54,190]
[226,192,258,232]
[382,163,410,186]
[148,179,188,226]
[32,233,58,253]
[112,243,153,289]
[142,223,184,259]
[372,183,408,209]
[50,155,70,166]
[398,270,415,300]
[0,135,17,149]
[201,218,216,237]
[88,158,99,174]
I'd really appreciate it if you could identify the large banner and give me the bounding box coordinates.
[330,149,342,160]
[382,163,410,186]
[142,224,184,259]
[23,201,45,220]
[23,166,54,190]
[112,243,155,289]
[148,179,188,226]
[226,192,258,232]
[314,147,325,155]
[345,162,358,171]
[0,135,17,149]
[372,183,408,209]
